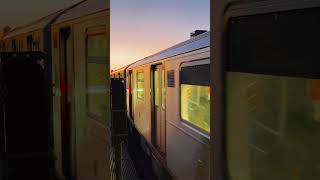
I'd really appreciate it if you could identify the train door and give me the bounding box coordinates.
[59,27,73,178]
[74,23,109,180]
[152,64,166,155]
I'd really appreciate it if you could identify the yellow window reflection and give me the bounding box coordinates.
[136,71,144,100]
[181,84,210,133]
[180,63,210,133]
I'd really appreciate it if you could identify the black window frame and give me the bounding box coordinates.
[179,59,210,137]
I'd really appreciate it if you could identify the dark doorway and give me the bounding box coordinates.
[0,52,51,180]
[128,70,134,120]
[59,27,72,178]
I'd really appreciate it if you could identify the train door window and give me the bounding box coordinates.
[180,61,210,134]
[126,73,130,112]
[136,71,145,100]
[226,8,320,180]
[162,68,166,110]
[86,32,108,123]
[154,69,160,106]
[33,36,40,51]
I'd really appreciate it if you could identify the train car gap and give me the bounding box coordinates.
[59,27,73,179]
[0,52,53,180]
[128,71,134,120]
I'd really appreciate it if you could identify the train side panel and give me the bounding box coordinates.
[52,11,110,180]
[165,49,211,180]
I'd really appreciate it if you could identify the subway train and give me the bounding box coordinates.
[111,30,210,180]
[1,0,110,180]
[211,0,320,180]
[111,66,125,79]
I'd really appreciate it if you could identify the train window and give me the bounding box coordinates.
[87,35,107,56]
[154,69,160,106]
[126,74,130,112]
[136,71,144,100]
[33,36,40,51]
[162,68,166,110]
[86,34,108,122]
[226,8,320,180]
[180,64,210,133]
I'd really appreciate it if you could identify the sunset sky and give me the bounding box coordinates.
[111,0,210,69]
[0,0,81,30]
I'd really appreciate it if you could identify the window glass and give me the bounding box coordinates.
[227,8,320,180]
[32,36,40,51]
[227,73,320,180]
[136,71,144,100]
[88,35,107,57]
[86,34,108,123]
[180,64,210,133]
[154,69,159,106]
[162,68,166,110]
[126,74,130,112]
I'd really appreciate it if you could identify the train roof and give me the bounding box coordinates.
[53,0,109,25]
[111,66,127,73]
[3,0,109,39]
[127,31,210,69]
[3,10,65,39]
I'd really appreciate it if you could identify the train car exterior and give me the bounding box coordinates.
[212,0,320,180]
[2,4,89,53]
[111,67,126,79]
[2,1,110,180]
[50,0,109,180]
[1,9,64,52]
[125,31,210,180]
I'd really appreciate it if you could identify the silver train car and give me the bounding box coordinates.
[111,67,126,79]
[115,31,211,180]
[1,0,110,180]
